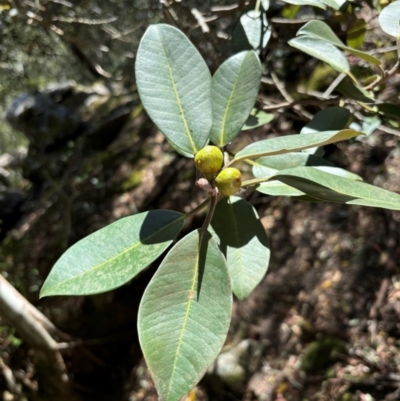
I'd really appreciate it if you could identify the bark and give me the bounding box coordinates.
[0,275,78,401]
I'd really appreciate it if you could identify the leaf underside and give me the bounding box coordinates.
[379,1,400,38]
[253,154,361,197]
[234,129,363,161]
[138,230,232,401]
[273,167,400,210]
[210,51,261,146]
[40,210,184,297]
[210,197,270,300]
[135,24,212,155]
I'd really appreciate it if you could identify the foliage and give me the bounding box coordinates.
[39,1,400,397]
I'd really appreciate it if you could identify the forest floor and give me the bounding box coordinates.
[126,123,400,401]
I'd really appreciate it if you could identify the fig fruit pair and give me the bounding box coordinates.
[195,146,241,196]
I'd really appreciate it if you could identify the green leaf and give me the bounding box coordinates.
[336,77,375,103]
[242,109,274,130]
[280,0,326,9]
[233,129,362,162]
[376,103,400,119]
[273,167,400,210]
[252,153,333,178]
[210,197,270,300]
[297,19,344,46]
[301,107,350,134]
[257,181,305,197]
[138,230,232,401]
[257,165,363,197]
[210,51,261,146]
[350,116,382,137]
[360,116,382,136]
[282,4,300,19]
[40,211,184,297]
[347,18,366,49]
[289,36,350,74]
[379,1,400,38]
[253,154,360,197]
[319,0,346,9]
[296,20,381,66]
[135,24,212,155]
[167,139,194,158]
[232,10,271,54]
[313,166,362,181]
[301,106,350,154]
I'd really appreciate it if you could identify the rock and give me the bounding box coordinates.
[5,82,139,188]
[6,91,82,149]
[208,339,263,394]
[83,99,136,150]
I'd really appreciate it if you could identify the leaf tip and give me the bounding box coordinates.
[39,287,48,299]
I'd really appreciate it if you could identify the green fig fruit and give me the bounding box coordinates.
[215,167,242,196]
[195,146,223,177]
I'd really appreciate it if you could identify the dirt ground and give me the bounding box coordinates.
[125,128,400,401]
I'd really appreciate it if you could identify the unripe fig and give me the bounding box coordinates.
[215,167,242,196]
[195,146,223,176]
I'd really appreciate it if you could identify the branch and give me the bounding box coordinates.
[364,59,400,91]
[191,8,209,33]
[0,275,72,399]
[261,97,340,111]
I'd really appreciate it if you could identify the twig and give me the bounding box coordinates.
[271,71,313,120]
[210,3,248,14]
[366,45,397,55]
[162,1,179,24]
[364,59,400,90]
[200,194,217,239]
[378,125,400,137]
[0,275,71,397]
[49,0,73,7]
[385,387,400,401]
[191,8,209,33]
[101,23,143,41]
[323,73,347,99]
[369,278,390,341]
[261,98,339,111]
[370,278,390,319]
[50,24,64,35]
[24,0,46,11]
[51,16,118,25]
[0,358,21,395]
[270,17,314,24]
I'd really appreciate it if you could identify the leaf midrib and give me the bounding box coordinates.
[234,130,360,162]
[156,28,197,154]
[275,168,400,207]
[43,215,184,293]
[166,240,199,399]
[219,55,246,146]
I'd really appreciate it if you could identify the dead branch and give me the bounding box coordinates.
[0,275,75,400]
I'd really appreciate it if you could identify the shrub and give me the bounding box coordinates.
[41,5,400,399]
